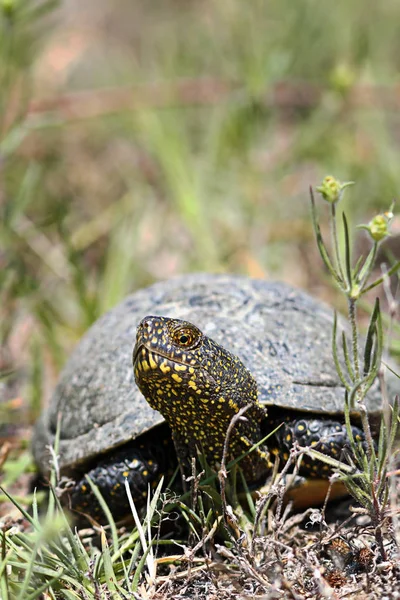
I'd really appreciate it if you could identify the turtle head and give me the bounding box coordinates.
[133,315,264,459]
[133,315,258,410]
[133,315,268,480]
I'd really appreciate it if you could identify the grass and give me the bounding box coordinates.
[1,0,400,597]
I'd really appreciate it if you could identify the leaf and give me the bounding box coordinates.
[357,243,377,287]
[332,313,351,390]
[341,330,355,382]
[362,260,400,295]
[342,212,352,289]
[388,396,399,456]
[310,188,343,285]
[363,298,380,376]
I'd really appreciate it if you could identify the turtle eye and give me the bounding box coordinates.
[173,326,199,348]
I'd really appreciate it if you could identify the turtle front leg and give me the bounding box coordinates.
[66,434,176,522]
[269,416,367,478]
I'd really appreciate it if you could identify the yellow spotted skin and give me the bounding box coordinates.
[133,316,370,486]
[268,414,369,478]
[133,316,270,483]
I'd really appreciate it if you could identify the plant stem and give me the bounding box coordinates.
[371,487,387,561]
[348,298,360,387]
[357,403,375,459]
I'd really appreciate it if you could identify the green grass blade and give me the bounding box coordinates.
[238,467,256,517]
[84,474,119,552]
[22,572,63,600]
[47,487,91,577]
[16,534,42,600]
[131,542,153,593]
[100,530,121,597]
[126,540,143,585]
[0,487,40,529]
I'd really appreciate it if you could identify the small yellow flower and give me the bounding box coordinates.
[316,176,353,204]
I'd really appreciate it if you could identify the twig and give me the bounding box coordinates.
[218,403,252,534]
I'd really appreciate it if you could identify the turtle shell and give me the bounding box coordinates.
[32,273,390,473]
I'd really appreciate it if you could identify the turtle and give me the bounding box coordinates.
[32,274,395,520]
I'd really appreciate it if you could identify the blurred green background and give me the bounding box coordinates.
[1,0,400,437]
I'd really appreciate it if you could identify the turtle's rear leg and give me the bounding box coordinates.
[268,415,367,478]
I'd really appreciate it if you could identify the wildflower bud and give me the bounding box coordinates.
[1,0,14,16]
[360,211,393,242]
[330,63,355,95]
[316,176,353,204]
